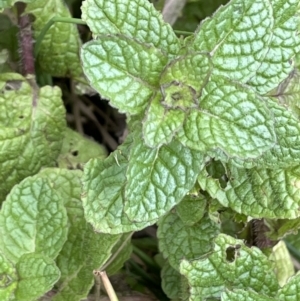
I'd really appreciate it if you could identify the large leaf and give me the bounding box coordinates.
[0,73,65,199]
[124,138,204,222]
[81,0,180,56]
[26,0,82,77]
[190,0,300,93]
[180,234,279,300]
[0,174,69,262]
[158,212,219,270]
[177,75,276,159]
[81,35,168,115]
[198,162,300,219]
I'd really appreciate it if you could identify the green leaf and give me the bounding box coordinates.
[56,128,107,169]
[190,0,300,93]
[278,272,300,300]
[177,75,275,159]
[26,0,82,77]
[180,234,279,300]
[81,35,168,115]
[143,92,185,147]
[0,73,66,198]
[124,138,204,222]
[269,241,294,287]
[15,253,60,301]
[221,289,275,301]
[0,252,17,301]
[82,138,150,234]
[158,212,219,270]
[0,173,68,262]
[176,193,207,226]
[198,162,300,219]
[81,0,180,56]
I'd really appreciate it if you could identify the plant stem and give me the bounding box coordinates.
[173,29,193,36]
[99,271,119,301]
[34,17,86,57]
[132,245,160,271]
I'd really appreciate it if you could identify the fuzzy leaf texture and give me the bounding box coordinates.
[180,234,279,300]
[190,0,300,94]
[0,73,65,199]
[198,161,300,219]
[26,0,82,77]
[81,35,168,115]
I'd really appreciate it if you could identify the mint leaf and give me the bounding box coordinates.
[81,35,167,115]
[143,92,185,147]
[158,212,219,270]
[180,234,279,300]
[15,253,60,301]
[0,253,17,301]
[177,75,275,159]
[82,140,149,234]
[26,0,82,77]
[221,289,275,301]
[56,128,107,169]
[278,272,300,300]
[81,0,180,56]
[0,73,66,198]
[124,138,204,222]
[0,174,68,262]
[198,162,300,219]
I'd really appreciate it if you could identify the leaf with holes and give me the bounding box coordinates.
[81,35,168,115]
[180,234,279,300]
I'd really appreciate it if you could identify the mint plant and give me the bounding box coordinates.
[1,0,300,300]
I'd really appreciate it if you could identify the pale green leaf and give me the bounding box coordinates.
[0,73,66,198]
[190,0,300,93]
[269,241,294,287]
[81,0,180,56]
[15,253,60,301]
[82,139,150,234]
[0,252,17,301]
[158,212,219,270]
[278,272,300,300]
[0,174,68,262]
[221,289,275,301]
[176,193,207,226]
[81,36,168,115]
[143,92,185,147]
[26,0,82,77]
[180,234,279,300]
[124,138,204,222]
[198,162,300,219]
[56,128,107,169]
[177,75,275,159]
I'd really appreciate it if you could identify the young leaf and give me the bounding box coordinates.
[0,252,17,301]
[15,253,60,301]
[180,234,279,300]
[158,212,219,270]
[82,140,150,234]
[26,0,82,77]
[198,162,300,219]
[124,138,204,222]
[81,35,168,115]
[81,0,180,56]
[0,73,66,198]
[278,272,300,300]
[0,174,68,262]
[177,75,276,159]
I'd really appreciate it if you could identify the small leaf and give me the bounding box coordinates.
[0,73,66,198]
[81,35,168,115]
[180,234,279,300]
[198,162,300,219]
[0,174,69,262]
[124,138,204,222]
[177,75,275,159]
[278,272,300,300]
[26,0,82,77]
[15,253,60,301]
[81,0,180,56]
[158,212,219,270]
[0,252,17,301]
